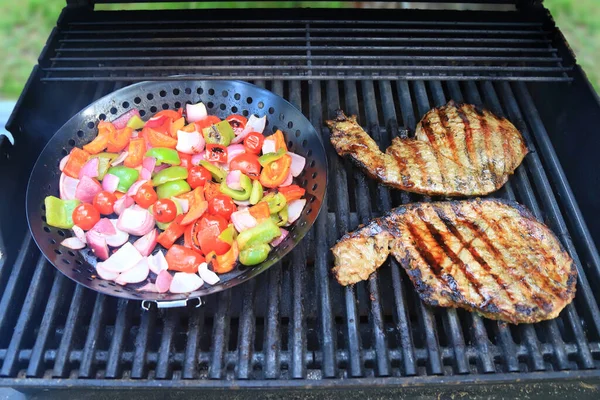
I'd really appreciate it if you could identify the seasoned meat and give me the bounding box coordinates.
[331,199,576,324]
[326,102,528,196]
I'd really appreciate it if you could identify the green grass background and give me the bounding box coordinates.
[0,1,597,99]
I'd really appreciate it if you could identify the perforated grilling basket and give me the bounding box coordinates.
[26,80,327,307]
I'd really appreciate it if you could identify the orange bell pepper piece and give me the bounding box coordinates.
[157,215,186,249]
[203,181,221,202]
[211,242,239,274]
[123,138,146,168]
[154,109,182,121]
[106,127,132,153]
[278,185,306,202]
[146,127,177,149]
[181,200,208,225]
[181,123,197,133]
[272,129,288,152]
[169,117,185,137]
[194,116,221,132]
[83,120,113,154]
[63,147,90,178]
[249,201,270,221]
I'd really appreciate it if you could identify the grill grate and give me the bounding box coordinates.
[2,4,600,392]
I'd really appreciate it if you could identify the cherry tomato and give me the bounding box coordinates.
[199,214,228,233]
[72,203,101,231]
[153,198,178,223]
[93,191,117,215]
[229,153,261,178]
[198,224,231,256]
[226,114,247,135]
[208,194,236,220]
[244,132,264,154]
[165,245,204,273]
[134,182,158,208]
[187,165,212,189]
[205,144,228,164]
[178,152,193,168]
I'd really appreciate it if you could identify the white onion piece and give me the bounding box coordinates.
[191,151,206,166]
[270,228,289,247]
[233,199,251,206]
[148,250,169,275]
[280,171,293,187]
[105,219,129,247]
[126,179,149,197]
[172,197,189,213]
[113,195,134,216]
[72,225,86,244]
[198,262,220,285]
[96,262,119,280]
[287,199,306,225]
[86,231,109,260]
[133,228,158,257]
[169,272,203,294]
[61,237,86,250]
[137,282,159,292]
[116,257,150,285]
[226,170,243,190]
[233,115,267,144]
[155,270,173,293]
[111,151,128,166]
[59,155,70,172]
[101,242,143,273]
[226,144,245,165]
[186,102,208,122]
[91,218,116,235]
[112,109,141,130]
[231,208,258,233]
[289,152,306,177]
[117,206,155,236]
[261,138,276,154]
[75,176,102,203]
[102,173,120,193]
[176,130,205,154]
[59,173,79,201]
[78,157,99,180]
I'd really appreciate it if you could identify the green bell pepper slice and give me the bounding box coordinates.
[249,179,263,205]
[199,160,226,183]
[271,205,288,227]
[44,196,81,229]
[156,179,191,199]
[258,148,286,167]
[217,224,237,245]
[90,152,118,181]
[262,192,287,214]
[236,219,281,250]
[219,173,252,201]
[107,166,139,192]
[152,166,188,186]
[202,120,235,146]
[145,147,181,166]
[239,243,271,266]
[126,115,145,130]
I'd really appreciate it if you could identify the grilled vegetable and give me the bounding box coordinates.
[45,196,81,229]
[239,244,270,266]
[145,147,181,166]
[152,166,188,186]
[236,219,281,250]
[219,173,252,201]
[107,166,139,193]
[203,120,235,146]
[156,179,191,199]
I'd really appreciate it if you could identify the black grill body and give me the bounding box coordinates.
[2,2,600,398]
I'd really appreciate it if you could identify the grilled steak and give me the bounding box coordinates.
[326,102,528,196]
[331,199,576,324]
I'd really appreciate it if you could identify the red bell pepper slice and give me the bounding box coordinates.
[278,185,306,202]
[259,154,291,188]
[63,148,91,178]
[123,138,146,168]
[146,127,178,149]
[157,214,186,249]
[106,127,132,153]
[83,120,113,154]
[205,144,227,163]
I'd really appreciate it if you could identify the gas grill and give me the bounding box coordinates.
[2,0,600,397]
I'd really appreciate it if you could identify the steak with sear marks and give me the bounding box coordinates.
[331,198,576,324]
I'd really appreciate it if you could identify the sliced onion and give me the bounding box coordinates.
[131,130,139,139]
[126,179,149,197]
[233,115,267,144]
[133,228,158,257]
[155,270,173,293]
[111,151,128,166]
[142,157,156,174]
[75,176,102,204]
[140,168,151,180]
[113,195,134,216]
[231,208,258,233]
[169,272,203,294]
[226,144,245,165]
[176,130,205,154]
[112,109,141,130]
[226,170,243,190]
[262,138,276,154]
[233,199,251,206]
[96,262,119,280]
[105,219,129,247]
[191,151,206,166]
[78,157,99,180]
[289,152,306,177]
[59,173,79,201]
[198,262,220,285]
[270,228,289,247]
[287,199,306,225]
[117,206,155,236]
[86,230,109,260]
[61,237,86,250]
[59,155,69,172]
[72,225,86,244]
[137,282,159,292]
[92,218,116,235]
[280,171,293,187]
[186,102,208,123]
[101,242,143,273]
[116,257,150,285]
[172,197,190,213]
[102,173,120,193]
[148,250,169,275]
[144,115,168,128]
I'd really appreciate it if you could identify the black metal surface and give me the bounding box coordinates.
[2,2,600,395]
[26,80,327,302]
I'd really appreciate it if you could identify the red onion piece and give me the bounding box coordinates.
[191,151,206,166]
[280,171,293,187]
[169,272,203,294]
[59,173,79,201]
[102,173,120,193]
[133,228,158,257]
[105,219,129,247]
[287,199,306,225]
[270,228,289,247]
[186,102,208,123]
[137,282,159,292]
[231,208,258,233]
[226,144,245,165]
[198,262,220,285]
[172,197,189,213]
[101,242,143,273]
[111,151,128,166]
[144,115,168,128]
[112,109,141,129]
[289,152,306,177]
[232,115,267,144]
[61,237,86,250]
[96,262,119,280]
[59,155,69,172]
[142,157,156,174]
[116,257,150,285]
[261,138,276,154]
[72,225,86,243]
[86,230,109,260]
[117,206,155,236]
[226,170,243,190]
[153,163,169,174]
[140,168,151,181]
[155,270,173,293]
[113,195,134,216]
[91,218,116,235]
[176,130,205,154]
[126,179,149,197]
[75,176,102,204]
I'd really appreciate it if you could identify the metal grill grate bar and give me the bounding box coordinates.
[183,308,204,379]
[79,294,107,378]
[105,300,130,378]
[236,280,256,379]
[208,290,231,379]
[130,307,155,379]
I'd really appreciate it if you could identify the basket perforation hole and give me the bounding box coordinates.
[68,139,75,146]
[87,267,94,273]
[43,226,50,233]
[207,102,214,109]
[150,106,157,113]
[49,238,56,244]
[272,125,278,132]
[312,172,317,179]
[234,93,241,100]
[310,160,315,167]
[110,107,118,115]
[185,88,192,95]
[159,90,167,97]
[208,89,215,95]
[246,97,253,104]
[162,103,169,110]
[242,110,249,117]
[174,101,181,108]
[98,113,106,121]
[134,97,142,104]
[87,121,95,129]
[231,106,238,113]
[122,101,130,109]
[279,113,285,121]
[99,283,107,288]
[312,183,318,190]
[287,140,293,149]
[268,107,275,114]
[307,149,313,157]
[63,258,70,265]
[54,249,62,255]
[302,139,308,148]
[57,230,65,237]
[77,130,84,138]
[68,250,75,257]
[173,88,180,95]
[222,90,228,97]
[219,103,226,111]
[76,260,83,265]
[108,282,116,286]
[147,93,154,100]
[139,110,146,117]
[258,101,264,109]
[287,121,294,129]
[86,277,93,282]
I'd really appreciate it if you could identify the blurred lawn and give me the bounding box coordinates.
[0,1,598,99]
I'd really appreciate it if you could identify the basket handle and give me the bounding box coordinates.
[141,297,202,310]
